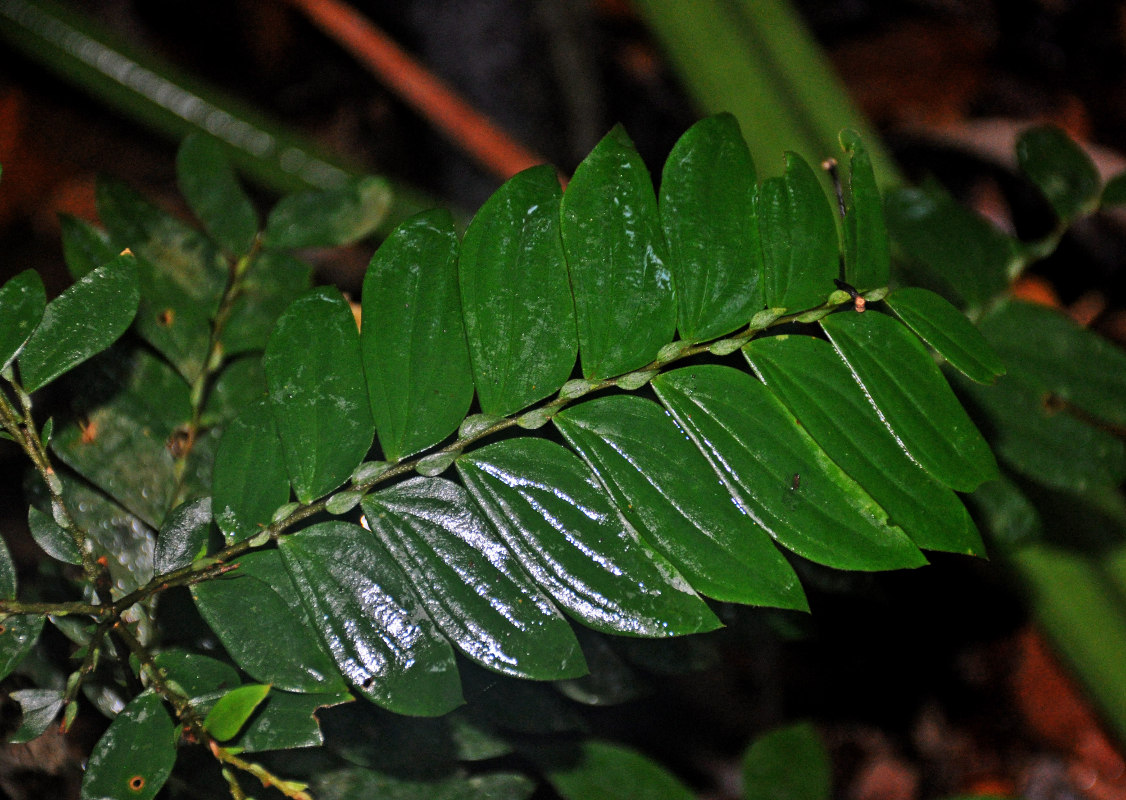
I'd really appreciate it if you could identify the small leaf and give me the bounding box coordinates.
[0,533,45,682]
[821,310,998,492]
[457,438,721,636]
[27,505,82,564]
[884,287,1006,384]
[561,125,676,379]
[9,688,64,744]
[840,130,890,291]
[80,691,177,800]
[263,175,392,249]
[0,269,45,369]
[541,740,695,800]
[203,683,271,741]
[459,165,577,415]
[660,113,764,342]
[265,287,374,503]
[18,254,140,392]
[232,690,352,753]
[176,133,259,256]
[154,496,212,574]
[758,151,838,311]
[363,210,473,461]
[742,722,831,800]
[279,520,464,716]
[1016,125,1100,221]
[212,398,290,542]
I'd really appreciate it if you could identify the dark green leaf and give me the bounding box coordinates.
[18,254,139,392]
[0,269,45,369]
[840,130,889,291]
[742,722,831,800]
[176,133,259,256]
[59,215,116,280]
[968,477,1042,552]
[978,299,1126,428]
[555,395,807,607]
[264,287,374,503]
[652,365,926,570]
[201,355,266,426]
[263,175,391,249]
[313,768,535,800]
[560,125,676,379]
[233,690,352,753]
[659,113,763,342]
[192,549,347,693]
[154,497,212,574]
[203,683,271,741]
[80,692,176,800]
[0,533,14,599]
[457,438,721,636]
[541,740,694,800]
[758,151,838,311]
[220,250,313,356]
[459,165,576,415]
[1016,125,1100,221]
[884,287,1005,384]
[0,536,42,682]
[362,210,473,461]
[821,310,998,492]
[27,505,81,564]
[884,182,1014,309]
[362,477,586,680]
[744,335,985,556]
[9,688,64,744]
[152,649,241,701]
[212,398,290,542]
[279,521,464,716]
[1101,172,1126,207]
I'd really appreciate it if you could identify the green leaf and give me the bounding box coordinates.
[362,477,586,680]
[968,476,1042,552]
[840,129,889,291]
[884,287,1006,384]
[744,335,985,556]
[1016,125,1100,221]
[59,214,116,280]
[18,254,140,393]
[561,125,676,379]
[821,310,998,492]
[459,165,576,415]
[201,355,267,426]
[659,113,763,342]
[152,649,241,701]
[0,269,45,369]
[278,520,464,716]
[220,251,313,356]
[212,398,290,542]
[977,299,1126,428]
[555,395,807,608]
[541,740,694,800]
[192,549,346,693]
[362,210,473,461]
[457,438,721,636]
[154,497,212,574]
[264,287,374,503]
[0,535,43,682]
[80,692,177,800]
[203,683,271,741]
[742,722,831,800]
[9,688,64,744]
[884,182,1014,309]
[263,175,392,249]
[176,133,259,256]
[758,151,838,311]
[27,505,81,564]
[313,768,536,800]
[1101,171,1126,207]
[233,690,352,753]
[652,365,926,570]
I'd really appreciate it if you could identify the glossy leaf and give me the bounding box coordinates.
[203,683,271,741]
[313,768,535,800]
[193,549,346,693]
[264,287,374,503]
[9,688,64,744]
[744,335,984,556]
[80,691,177,800]
[541,740,694,800]
[884,287,1005,384]
[176,133,259,256]
[212,398,290,542]
[652,365,926,570]
[457,438,721,636]
[1016,125,1100,221]
[18,253,140,392]
[659,113,763,342]
[362,478,586,680]
[220,251,313,356]
[154,496,212,574]
[742,722,831,800]
[279,520,464,716]
[884,182,1014,309]
[757,151,838,311]
[840,129,889,291]
[459,165,576,415]
[0,536,42,682]
[821,310,998,492]
[27,505,81,564]
[152,649,241,701]
[555,395,807,607]
[233,690,352,753]
[362,210,473,461]
[263,175,392,249]
[561,125,676,379]
[0,269,45,369]
[59,214,116,280]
